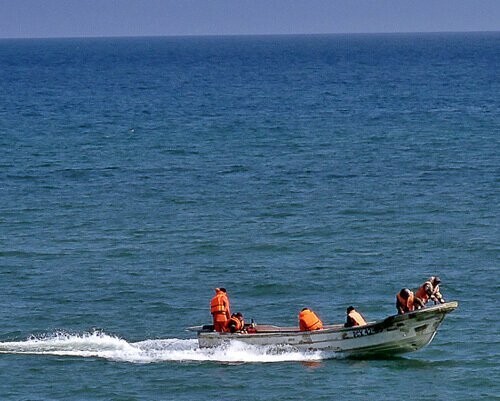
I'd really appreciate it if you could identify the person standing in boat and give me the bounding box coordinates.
[210,287,231,332]
[396,288,424,314]
[344,306,367,327]
[298,307,323,331]
[415,276,445,306]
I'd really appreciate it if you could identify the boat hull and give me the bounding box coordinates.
[194,302,458,357]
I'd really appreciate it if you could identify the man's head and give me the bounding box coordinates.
[399,288,411,299]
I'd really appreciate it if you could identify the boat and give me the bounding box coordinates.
[188,301,458,357]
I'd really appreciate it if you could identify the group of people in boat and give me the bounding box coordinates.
[210,276,445,333]
[296,305,369,331]
[396,275,445,314]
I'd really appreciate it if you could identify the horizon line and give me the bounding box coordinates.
[1,29,499,41]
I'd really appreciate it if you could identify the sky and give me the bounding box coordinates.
[0,0,499,39]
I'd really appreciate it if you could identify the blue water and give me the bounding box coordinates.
[0,32,499,400]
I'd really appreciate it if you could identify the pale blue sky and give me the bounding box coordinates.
[1,0,499,39]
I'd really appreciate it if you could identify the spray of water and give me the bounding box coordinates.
[0,331,332,363]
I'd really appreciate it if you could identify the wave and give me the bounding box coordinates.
[0,330,329,364]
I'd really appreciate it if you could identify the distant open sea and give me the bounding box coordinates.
[0,32,498,400]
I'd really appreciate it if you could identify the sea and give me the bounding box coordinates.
[0,32,498,400]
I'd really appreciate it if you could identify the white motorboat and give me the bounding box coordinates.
[188,301,458,357]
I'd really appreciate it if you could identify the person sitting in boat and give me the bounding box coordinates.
[344,306,367,327]
[396,288,425,314]
[415,276,445,306]
[298,307,323,331]
[210,287,231,332]
[227,312,245,333]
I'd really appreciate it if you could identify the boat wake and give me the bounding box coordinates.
[0,331,329,364]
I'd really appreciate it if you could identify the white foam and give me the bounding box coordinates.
[0,331,329,363]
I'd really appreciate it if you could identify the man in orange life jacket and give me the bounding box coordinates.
[344,306,367,327]
[415,276,445,306]
[396,288,424,314]
[298,307,323,331]
[210,287,231,332]
[227,312,245,333]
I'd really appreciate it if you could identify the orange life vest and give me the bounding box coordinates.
[415,281,433,304]
[347,309,367,326]
[299,309,323,331]
[227,315,244,333]
[210,291,230,317]
[396,291,415,313]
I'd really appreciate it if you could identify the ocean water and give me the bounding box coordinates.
[0,32,498,400]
